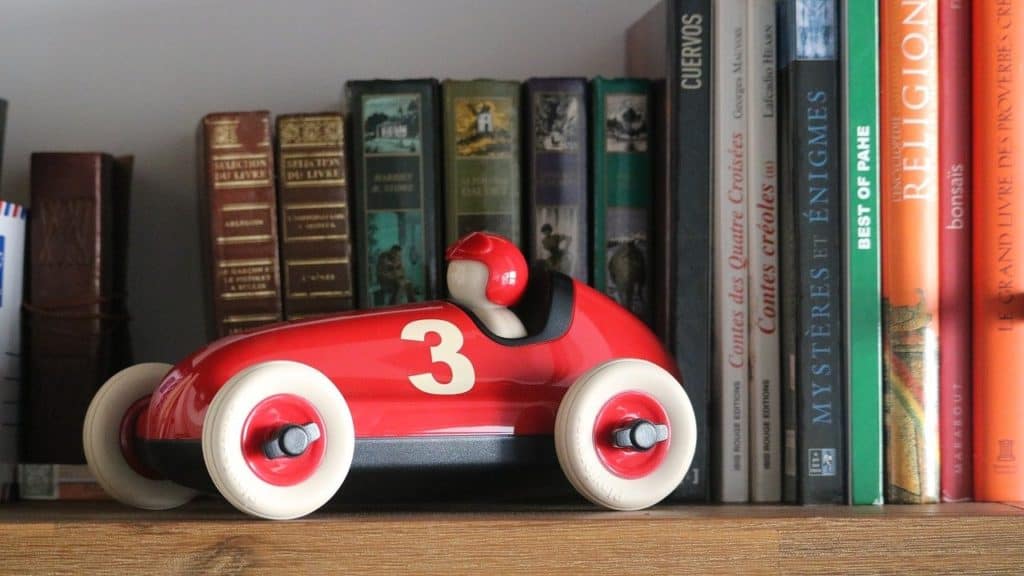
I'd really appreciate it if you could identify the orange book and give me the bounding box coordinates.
[973,0,1024,501]
[880,0,941,503]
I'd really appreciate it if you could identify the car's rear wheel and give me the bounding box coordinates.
[555,359,697,510]
[202,360,354,520]
[83,363,198,510]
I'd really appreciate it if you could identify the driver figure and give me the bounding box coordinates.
[446,232,528,339]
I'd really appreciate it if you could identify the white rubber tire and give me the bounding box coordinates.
[555,359,697,511]
[83,363,198,510]
[202,361,354,520]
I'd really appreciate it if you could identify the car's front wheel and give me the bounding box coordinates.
[555,359,697,510]
[202,361,354,520]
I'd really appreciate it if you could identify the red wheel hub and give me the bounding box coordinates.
[593,391,670,479]
[120,396,161,480]
[241,394,326,486]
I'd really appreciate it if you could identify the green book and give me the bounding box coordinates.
[843,0,883,505]
[347,79,443,308]
[590,78,653,324]
[442,80,521,246]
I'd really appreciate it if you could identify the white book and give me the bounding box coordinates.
[713,0,749,503]
[0,201,26,502]
[746,0,781,503]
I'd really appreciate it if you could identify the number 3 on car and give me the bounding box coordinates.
[400,319,476,395]
[84,232,697,519]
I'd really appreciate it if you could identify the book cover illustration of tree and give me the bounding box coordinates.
[534,93,580,152]
[454,98,514,157]
[604,94,649,153]
[364,95,421,155]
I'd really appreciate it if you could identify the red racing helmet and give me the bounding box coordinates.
[445,232,528,306]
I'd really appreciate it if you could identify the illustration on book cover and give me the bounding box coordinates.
[455,98,514,157]
[366,212,425,305]
[795,0,835,59]
[882,292,938,501]
[363,94,421,155]
[605,208,650,320]
[534,208,579,276]
[534,93,580,152]
[604,95,648,153]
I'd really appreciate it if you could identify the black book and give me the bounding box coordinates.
[777,0,845,504]
[346,79,444,308]
[627,0,712,502]
[523,77,589,283]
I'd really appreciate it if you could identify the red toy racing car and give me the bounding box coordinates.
[84,232,697,519]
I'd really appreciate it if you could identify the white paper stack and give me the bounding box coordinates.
[0,201,26,501]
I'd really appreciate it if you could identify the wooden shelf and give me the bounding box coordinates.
[1,501,1022,574]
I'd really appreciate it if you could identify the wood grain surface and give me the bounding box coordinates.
[0,501,1022,575]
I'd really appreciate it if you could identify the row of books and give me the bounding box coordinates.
[626,0,1024,505]
[3,0,1023,507]
[198,78,658,338]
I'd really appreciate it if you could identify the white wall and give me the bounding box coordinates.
[0,0,658,361]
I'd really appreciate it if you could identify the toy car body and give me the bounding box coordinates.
[84,267,697,519]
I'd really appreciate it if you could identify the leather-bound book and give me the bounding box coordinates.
[24,152,130,464]
[198,111,283,336]
[275,113,354,319]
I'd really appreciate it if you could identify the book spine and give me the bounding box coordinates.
[0,201,26,501]
[442,80,522,246]
[200,111,283,336]
[626,0,713,501]
[713,0,749,503]
[524,78,589,282]
[779,0,846,504]
[972,0,1024,502]
[669,0,714,501]
[0,99,6,184]
[348,81,443,308]
[590,78,655,326]
[26,153,115,464]
[276,113,354,319]
[17,464,109,501]
[843,0,884,506]
[880,0,941,504]
[939,0,972,503]
[746,0,780,503]
[111,157,134,369]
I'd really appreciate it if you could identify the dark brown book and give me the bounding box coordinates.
[24,152,130,464]
[275,113,354,319]
[198,111,283,337]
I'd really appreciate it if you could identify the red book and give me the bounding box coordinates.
[939,0,972,502]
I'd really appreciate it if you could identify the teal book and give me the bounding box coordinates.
[590,78,653,325]
[442,80,521,246]
[347,80,443,307]
[843,0,883,505]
